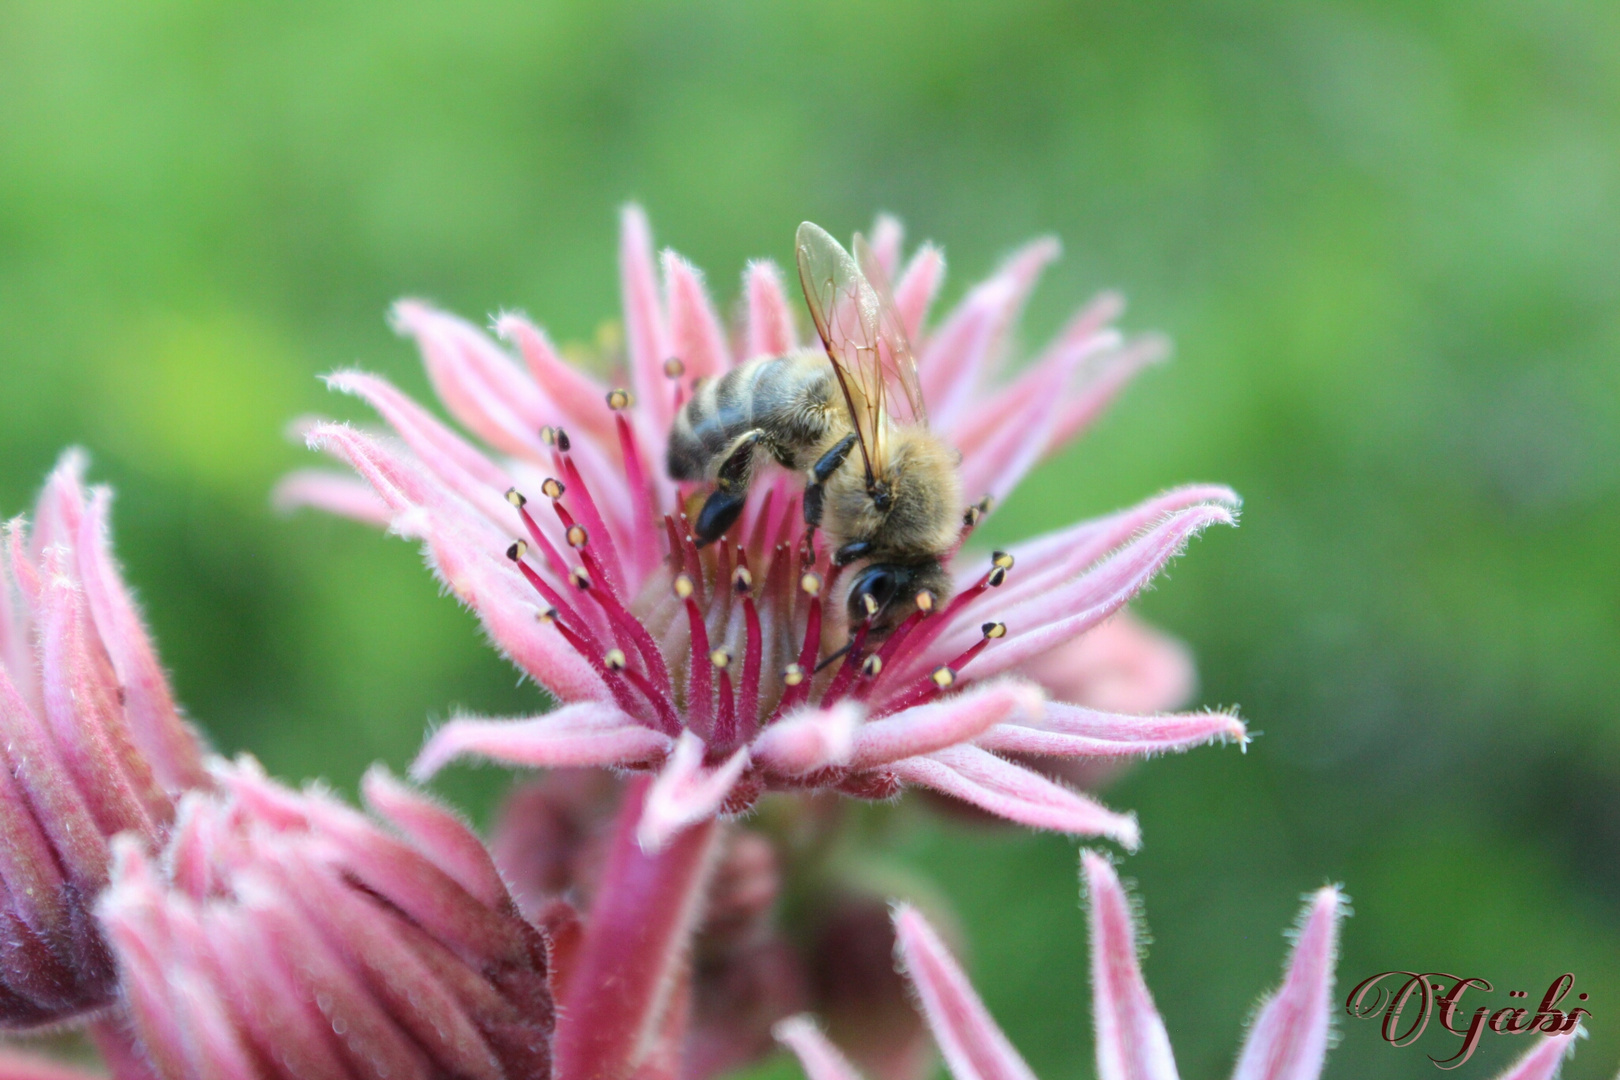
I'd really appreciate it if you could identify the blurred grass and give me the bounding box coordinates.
[3,1,1618,1076]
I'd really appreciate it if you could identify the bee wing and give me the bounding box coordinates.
[796,221,926,486]
[852,231,928,429]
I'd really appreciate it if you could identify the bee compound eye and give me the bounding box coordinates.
[847,564,901,621]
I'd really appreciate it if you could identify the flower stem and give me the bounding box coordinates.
[555,776,722,1080]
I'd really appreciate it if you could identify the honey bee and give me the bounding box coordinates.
[667,221,963,633]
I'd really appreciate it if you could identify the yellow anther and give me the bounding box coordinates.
[606,388,634,411]
[799,571,823,597]
[915,590,935,613]
[981,621,1007,640]
[733,566,753,593]
[783,663,805,686]
[992,550,1014,570]
[861,654,883,678]
[541,478,565,500]
[663,357,686,378]
[604,648,627,670]
[566,524,588,549]
[505,488,527,507]
[673,573,695,599]
[570,567,592,590]
[710,648,732,670]
[506,540,528,562]
[931,667,957,689]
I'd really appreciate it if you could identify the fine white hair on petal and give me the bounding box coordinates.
[1487,1032,1585,1080]
[1083,851,1181,1080]
[412,702,671,781]
[774,1016,868,1080]
[892,904,1041,1080]
[1229,886,1346,1080]
[637,732,749,852]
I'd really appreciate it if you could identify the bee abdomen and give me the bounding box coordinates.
[667,354,832,481]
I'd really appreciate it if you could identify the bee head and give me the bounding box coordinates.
[845,558,953,636]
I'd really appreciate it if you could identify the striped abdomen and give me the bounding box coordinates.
[666,352,839,481]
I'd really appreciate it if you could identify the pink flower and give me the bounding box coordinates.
[281,208,1245,851]
[0,452,208,1029]
[774,853,1586,1080]
[95,757,554,1080]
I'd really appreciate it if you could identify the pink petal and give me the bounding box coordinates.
[0,665,107,889]
[1082,851,1180,1080]
[392,301,550,460]
[775,1015,868,1080]
[1021,612,1196,715]
[28,450,88,560]
[851,681,1043,769]
[556,776,721,1080]
[78,488,207,792]
[272,469,394,525]
[232,871,436,1080]
[496,312,617,446]
[893,746,1139,847]
[270,850,507,1080]
[1047,335,1171,454]
[0,533,33,705]
[893,243,945,342]
[961,485,1240,601]
[308,424,607,702]
[638,735,751,854]
[751,702,859,776]
[304,422,439,515]
[0,730,70,938]
[37,557,166,839]
[923,238,1061,431]
[952,325,1117,460]
[744,260,798,359]
[1230,887,1345,1080]
[621,205,675,433]
[923,504,1235,686]
[323,369,515,525]
[977,702,1245,759]
[637,731,749,851]
[422,536,608,704]
[867,214,904,280]
[1486,1036,1579,1080]
[412,703,670,779]
[892,904,1039,1080]
[664,251,732,380]
[361,765,508,910]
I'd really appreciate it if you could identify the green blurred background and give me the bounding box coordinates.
[3,1,1617,1076]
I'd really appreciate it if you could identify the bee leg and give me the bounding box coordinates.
[802,433,859,529]
[695,430,764,547]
